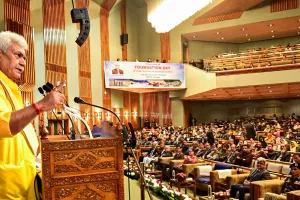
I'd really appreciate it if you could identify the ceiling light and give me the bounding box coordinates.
[237,89,240,91]
[216,32,220,34]
[241,28,246,31]
[269,24,273,27]
[245,34,248,36]
[241,92,243,94]
[248,39,251,41]
[193,35,197,38]
[249,97,251,99]
[269,90,272,92]
[221,37,224,40]
[271,30,274,33]
[298,32,300,35]
[298,20,300,22]
[214,94,216,96]
[272,35,275,38]
[268,87,271,89]
[297,95,300,97]
[147,0,213,33]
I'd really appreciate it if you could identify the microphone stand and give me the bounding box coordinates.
[74,98,153,200]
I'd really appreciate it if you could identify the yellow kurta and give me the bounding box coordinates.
[0,70,38,200]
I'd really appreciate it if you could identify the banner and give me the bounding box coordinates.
[104,61,185,89]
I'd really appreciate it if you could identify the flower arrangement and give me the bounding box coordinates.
[175,173,187,182]
[144,174,193,200]
[123,163,141,180]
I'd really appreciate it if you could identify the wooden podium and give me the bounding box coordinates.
[40,135,124,200]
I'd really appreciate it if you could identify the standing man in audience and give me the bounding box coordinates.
[244,120,256,139]
[230,157,271,200]
[0,31,65,199]
[206,126,215,146]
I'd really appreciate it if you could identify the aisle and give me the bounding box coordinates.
[124,177,163,200]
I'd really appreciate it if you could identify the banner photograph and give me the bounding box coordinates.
[104,61,186,89]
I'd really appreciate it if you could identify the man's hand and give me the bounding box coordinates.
[243,180,250,185]
[37,81,66,111]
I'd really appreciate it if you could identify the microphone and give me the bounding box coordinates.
[42,85,52,93]
[38,87,45,96]
[37,85,70,140]
[46,82,54,89]
[74,97,129,141]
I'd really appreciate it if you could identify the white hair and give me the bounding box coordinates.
[0,31,28,53]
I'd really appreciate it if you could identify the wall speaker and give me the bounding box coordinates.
[121,33,128,45]
[71,8,90,46]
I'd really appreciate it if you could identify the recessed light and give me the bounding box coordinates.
[249,97,251,99]
[193,35,196,38]
[248,39,251,41]
[241,28,246,31]
[269,90,272,92]
[216,32,220,34]
[269,24,273,27]
[271,30,274,33]
[298,95,300,97]
[238,89,240,91]
[298,32,300,35]
[268,87,271,89]
[298,26,300,29]
[245,34,248,36]
[272,35,275,38]
[221,37,224,40]
[298,20,300,22]
[241,92,243,94]
[214,94,216,96]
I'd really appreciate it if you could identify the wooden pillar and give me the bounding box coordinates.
[160,32,170,62]
[120,0,127,61]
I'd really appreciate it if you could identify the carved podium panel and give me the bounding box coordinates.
[41,136,124,200]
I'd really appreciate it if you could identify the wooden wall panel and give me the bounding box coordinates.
[130,92,139,129]
[43,0,68,120]
[162,91,172,126]
[100,0,117,122]
[121,0,127,61]
[142,93,159,125]
[123,92,130,125]
[271,0,298,12]
[183,101,190,128]
[4,0,30,25]
[160,32,170,62]
[77,0,93,131]
[193,12,243,25]
[4,0,35,105]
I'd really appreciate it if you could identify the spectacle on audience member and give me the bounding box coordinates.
[230,157,271,200]
[281,163,300,194]
[235,145,253,167]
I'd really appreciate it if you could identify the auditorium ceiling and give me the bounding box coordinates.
[184,82,300,101]
[184,16,300,43]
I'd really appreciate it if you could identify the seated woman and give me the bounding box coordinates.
[230,157,271,200]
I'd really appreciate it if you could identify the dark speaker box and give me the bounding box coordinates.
[121,33,128,45]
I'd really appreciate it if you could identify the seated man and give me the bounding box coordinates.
[224,144,239,164]
[234,145,253,167]
[281,163,300,194]
[142,142,158,164]
[174,148,198,174]
[230,157,271,200]
[158,146,184,178]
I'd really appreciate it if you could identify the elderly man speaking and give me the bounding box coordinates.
[0,31,65,199]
